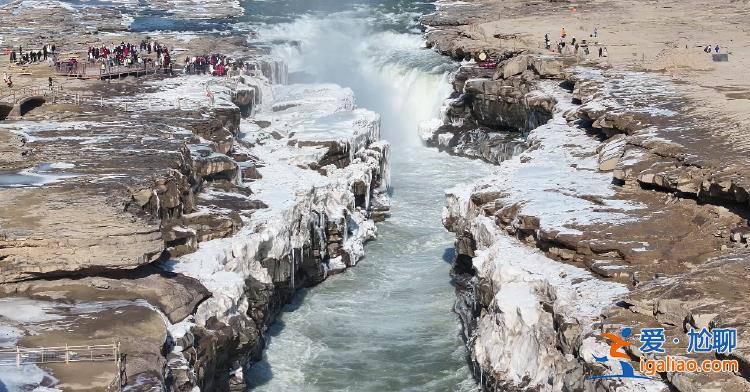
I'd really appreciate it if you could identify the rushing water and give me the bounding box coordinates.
[240,1,492,391]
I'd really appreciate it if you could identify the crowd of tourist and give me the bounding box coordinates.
[4,44,56,64]
[545,27,608,59]
[549,27,724,61]
[87,41,172,69]
[3,37,250,90]
[184,54,239,76]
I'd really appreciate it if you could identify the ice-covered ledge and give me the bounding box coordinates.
[158,74,391,390]
[442,80,667,391]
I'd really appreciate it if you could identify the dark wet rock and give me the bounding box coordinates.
[188,144,240,181]
[422,58,556,165]
[232,88,257,118]
[186,107,241,155]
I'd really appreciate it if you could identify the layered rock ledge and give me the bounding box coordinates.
[0,34,389,392]
[422,0,750,391]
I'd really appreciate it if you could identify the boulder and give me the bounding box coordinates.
[530,56,564,78]
[498,55,529,79]
[0,189,164,284]
[189,145,239,181]
[598,134,627,172]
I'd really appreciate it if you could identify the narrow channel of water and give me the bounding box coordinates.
[241,2,492,390]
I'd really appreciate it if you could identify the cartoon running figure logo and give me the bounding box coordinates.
[586,326,739,381]
[586,327,650,380]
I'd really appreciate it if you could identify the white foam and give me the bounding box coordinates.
[48,162,75,169]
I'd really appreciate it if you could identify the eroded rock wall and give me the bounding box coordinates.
[0,55,390,391]
[157,72,392,391]
[436,54,750,392]
[420,55,561,165]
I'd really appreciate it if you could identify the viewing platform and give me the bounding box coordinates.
[0,343,125,391]
[55,61,167,80]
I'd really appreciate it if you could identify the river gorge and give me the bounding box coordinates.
[2,0,750,391]
[240,3,490,389]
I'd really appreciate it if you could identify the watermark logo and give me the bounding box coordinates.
[586,326,739,381]
[587,327,651,380]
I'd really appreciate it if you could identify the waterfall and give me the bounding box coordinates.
[290,249,295,289]
[251,12,456,148]
[234,163,243,185]
[244,4,491,391]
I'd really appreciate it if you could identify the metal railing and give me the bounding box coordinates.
[0,85,209,112]
[55,61,163,79]
[0,84,64,104]
[0,342,125,391]
[0,343,119,367]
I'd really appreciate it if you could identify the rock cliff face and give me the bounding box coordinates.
[441,71,750,392]
[420,55,561,164]
[0,56,389,391]
[162,81,391,391]
[422,2,750,391]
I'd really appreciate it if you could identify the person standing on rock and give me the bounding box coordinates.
[598,46,603,58]
[206,87,215,107]
[603,47,609,57]
[560,27,567,39]
[48,76,53,90]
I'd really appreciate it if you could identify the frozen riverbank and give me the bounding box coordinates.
[240,2,494,390]
[0,49,390,390]
[423,1,750,390]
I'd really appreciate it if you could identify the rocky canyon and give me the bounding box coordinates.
[422,0,750,391]
[1,0,750,391]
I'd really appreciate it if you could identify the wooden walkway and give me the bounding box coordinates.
[0,343,119,367]
[0,343,125,391]
[55,62,166,80]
